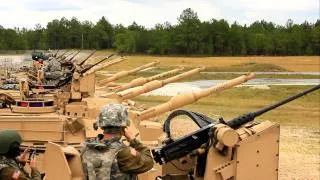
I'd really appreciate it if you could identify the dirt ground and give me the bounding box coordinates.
[279,125,320,180]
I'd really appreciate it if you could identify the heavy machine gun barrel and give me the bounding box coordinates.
[78,50,96,66]
[152,84,320,164]
[79,54,115,74]
[57,50,71,59]
[69,50,81,61]
[226,84,320,128]
[54,50,59,57]
[81,57,124,77]
[63,50,76,60]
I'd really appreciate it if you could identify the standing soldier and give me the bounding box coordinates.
[0,130,41,180]
[81,104,154,180]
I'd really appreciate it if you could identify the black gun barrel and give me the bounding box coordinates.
[54,49,59,57]
[80,54,114,74]
[69,50,81,61]
[226,84,320,129]
[57,50,70,59]
[78,50,96,66]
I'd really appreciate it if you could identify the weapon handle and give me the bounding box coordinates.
[152,124,214,164]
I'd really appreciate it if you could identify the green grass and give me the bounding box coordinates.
[205,62,289,72]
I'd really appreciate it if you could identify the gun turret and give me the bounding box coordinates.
[136,73,255,121]
[100,67,205,100]
[152,84,320,165]
[112,67,184,92]
[98,60,160,87]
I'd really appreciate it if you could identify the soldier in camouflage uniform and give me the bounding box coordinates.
[44,57,62,81]
[0,130,41,180]
[81,104,154,180]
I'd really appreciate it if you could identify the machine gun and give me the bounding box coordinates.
[78,50,96,66]
[152,84,320,167]
[79,54,115,74]
[56,50,70,59]
[68,50,81,61]
[53,49,59,57]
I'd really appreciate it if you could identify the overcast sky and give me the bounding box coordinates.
[0,0,319,29]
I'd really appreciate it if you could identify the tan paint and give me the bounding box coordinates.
[112,67,184,92]
[98,60,160,87]
[1,52,281,179]
[136,73,255,121]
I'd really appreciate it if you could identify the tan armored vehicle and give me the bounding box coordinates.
[43,84,319,180]
[3,50,315,179]
[0,52,249,172]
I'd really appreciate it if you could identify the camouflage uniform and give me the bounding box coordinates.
[0,130,41,180]
[44,57,62,80]
[0,156,41,180]
[81,104,154,180]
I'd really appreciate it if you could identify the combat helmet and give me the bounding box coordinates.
[0,130,22,154]
[95,104,130,129]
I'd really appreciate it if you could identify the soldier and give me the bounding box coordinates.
[31,58,44,73]
[81,104,154,180]
[0,129,41,180]
[44,57,62,80]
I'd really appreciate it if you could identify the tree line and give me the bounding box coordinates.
[0,8,319,55]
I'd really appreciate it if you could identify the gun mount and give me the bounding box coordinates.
[151,84,320,180]
[56,50,73,60]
